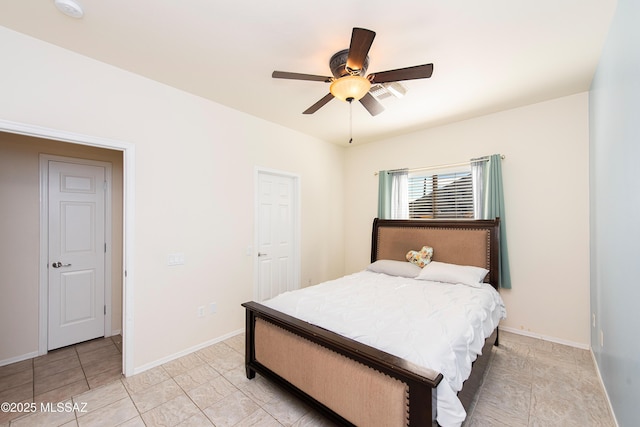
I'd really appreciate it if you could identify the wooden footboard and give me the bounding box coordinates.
[243,302,443,426]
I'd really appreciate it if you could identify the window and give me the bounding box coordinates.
[388,167,474,219]
[378,154,511,288]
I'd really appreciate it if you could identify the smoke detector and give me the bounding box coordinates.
[54,0,84,18]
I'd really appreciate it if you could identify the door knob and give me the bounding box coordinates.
[52,262,72,268]
[257,252,268,257]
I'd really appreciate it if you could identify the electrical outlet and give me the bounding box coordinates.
[197,306,205,317]
[592,313,596,328]
[210,302,217,314]
[600,330,604,348]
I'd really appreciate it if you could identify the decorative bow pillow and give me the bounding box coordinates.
[406,246,434,268]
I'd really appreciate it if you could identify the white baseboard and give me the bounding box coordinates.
[0,351,39,368]
[130,328,244,376]
[499,326,590,350]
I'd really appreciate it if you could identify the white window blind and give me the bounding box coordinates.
[407,168,474,219]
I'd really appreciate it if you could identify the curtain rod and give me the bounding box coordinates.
[374,154,505,176]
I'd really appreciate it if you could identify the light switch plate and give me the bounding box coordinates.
[168,253,185,266]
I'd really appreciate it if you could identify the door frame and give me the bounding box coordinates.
[39,154,112,351]
[253,167,301,300]
[0,119,136,376]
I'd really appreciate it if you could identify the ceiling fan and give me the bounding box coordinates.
[272,27,434,116]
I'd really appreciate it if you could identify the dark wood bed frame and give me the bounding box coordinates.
[242,218,501,426]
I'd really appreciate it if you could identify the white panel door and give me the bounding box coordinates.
[48,161,106,350]
[256,172,297,301]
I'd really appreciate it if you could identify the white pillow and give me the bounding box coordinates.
[416,261,489,288]
[367,260,422,278]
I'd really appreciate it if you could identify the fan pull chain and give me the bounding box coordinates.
[348,98,353,144]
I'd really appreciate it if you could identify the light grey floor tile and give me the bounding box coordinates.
[116,416,145,427]
[140,394,200,427]
[75,337,116,353]
[173,363,220,391]
[0,381,32,405]
[162,353,206,378]
[0,369,32,392]
[197,343,244,373]
[10,399,77,427]
[475,375,531,425]
[34,366,86,396]
[73,380,129,414]
[76,396,138,427]
[0,360,32,379]
[292,410,341,427]
[82,353,121,379]
[235,407,282,427]
[33,347,77,367]
[129,378,184,413]
[262,392,311,426]
[121,366,169,394]
[33,355,80,379]
[221,365,255,390]
[34,378,89,405]
[175,412,215,427]
[202,389,261,427]
[185,375,237,410]
[78,346,120,368]
[223,334,245,355]
[240,375,286,407]
[86,366,123,390]
[1,331,618,427]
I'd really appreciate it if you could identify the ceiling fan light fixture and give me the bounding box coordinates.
[329,75,371,102]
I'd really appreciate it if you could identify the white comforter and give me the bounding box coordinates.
[262,270,506,427]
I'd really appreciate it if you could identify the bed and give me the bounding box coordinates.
[242,218,505,426]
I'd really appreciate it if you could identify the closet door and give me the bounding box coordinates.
[48,160,106,350]
[255,170,298,301]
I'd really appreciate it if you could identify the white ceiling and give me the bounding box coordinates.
[0,0,617,145]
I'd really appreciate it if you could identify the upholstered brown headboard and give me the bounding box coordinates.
[371,218,501,289]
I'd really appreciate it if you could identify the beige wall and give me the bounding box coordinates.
[0,133,124,362]
[344,93,591,347]
[0,27,345,369]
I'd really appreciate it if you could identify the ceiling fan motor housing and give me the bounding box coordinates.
[330,49,369,78]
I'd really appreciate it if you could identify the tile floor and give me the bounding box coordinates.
[0,331,616,426]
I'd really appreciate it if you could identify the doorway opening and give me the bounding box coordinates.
[0,119,135,376]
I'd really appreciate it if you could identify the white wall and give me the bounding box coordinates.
[0,27,345,369]
[344,93,591,347]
